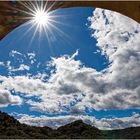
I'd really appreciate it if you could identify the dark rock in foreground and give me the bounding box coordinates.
[0,111,140,139]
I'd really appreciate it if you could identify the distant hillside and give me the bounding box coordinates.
[0,111,140,139]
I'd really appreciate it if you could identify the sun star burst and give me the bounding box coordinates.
[34,10,50,26]
[14,1,70,48]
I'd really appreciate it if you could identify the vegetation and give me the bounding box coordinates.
[0,111,140,139]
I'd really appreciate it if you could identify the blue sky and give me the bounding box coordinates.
[0,7,140,129]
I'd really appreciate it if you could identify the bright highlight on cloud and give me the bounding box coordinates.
[0,8,140,129]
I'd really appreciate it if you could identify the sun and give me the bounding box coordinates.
[17,1,69,44]
[34,9,50,26]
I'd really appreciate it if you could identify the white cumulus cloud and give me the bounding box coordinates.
[9,64,30,72]
[0,8,140,117]
[17,112,140,130]
[0,89,22,107]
